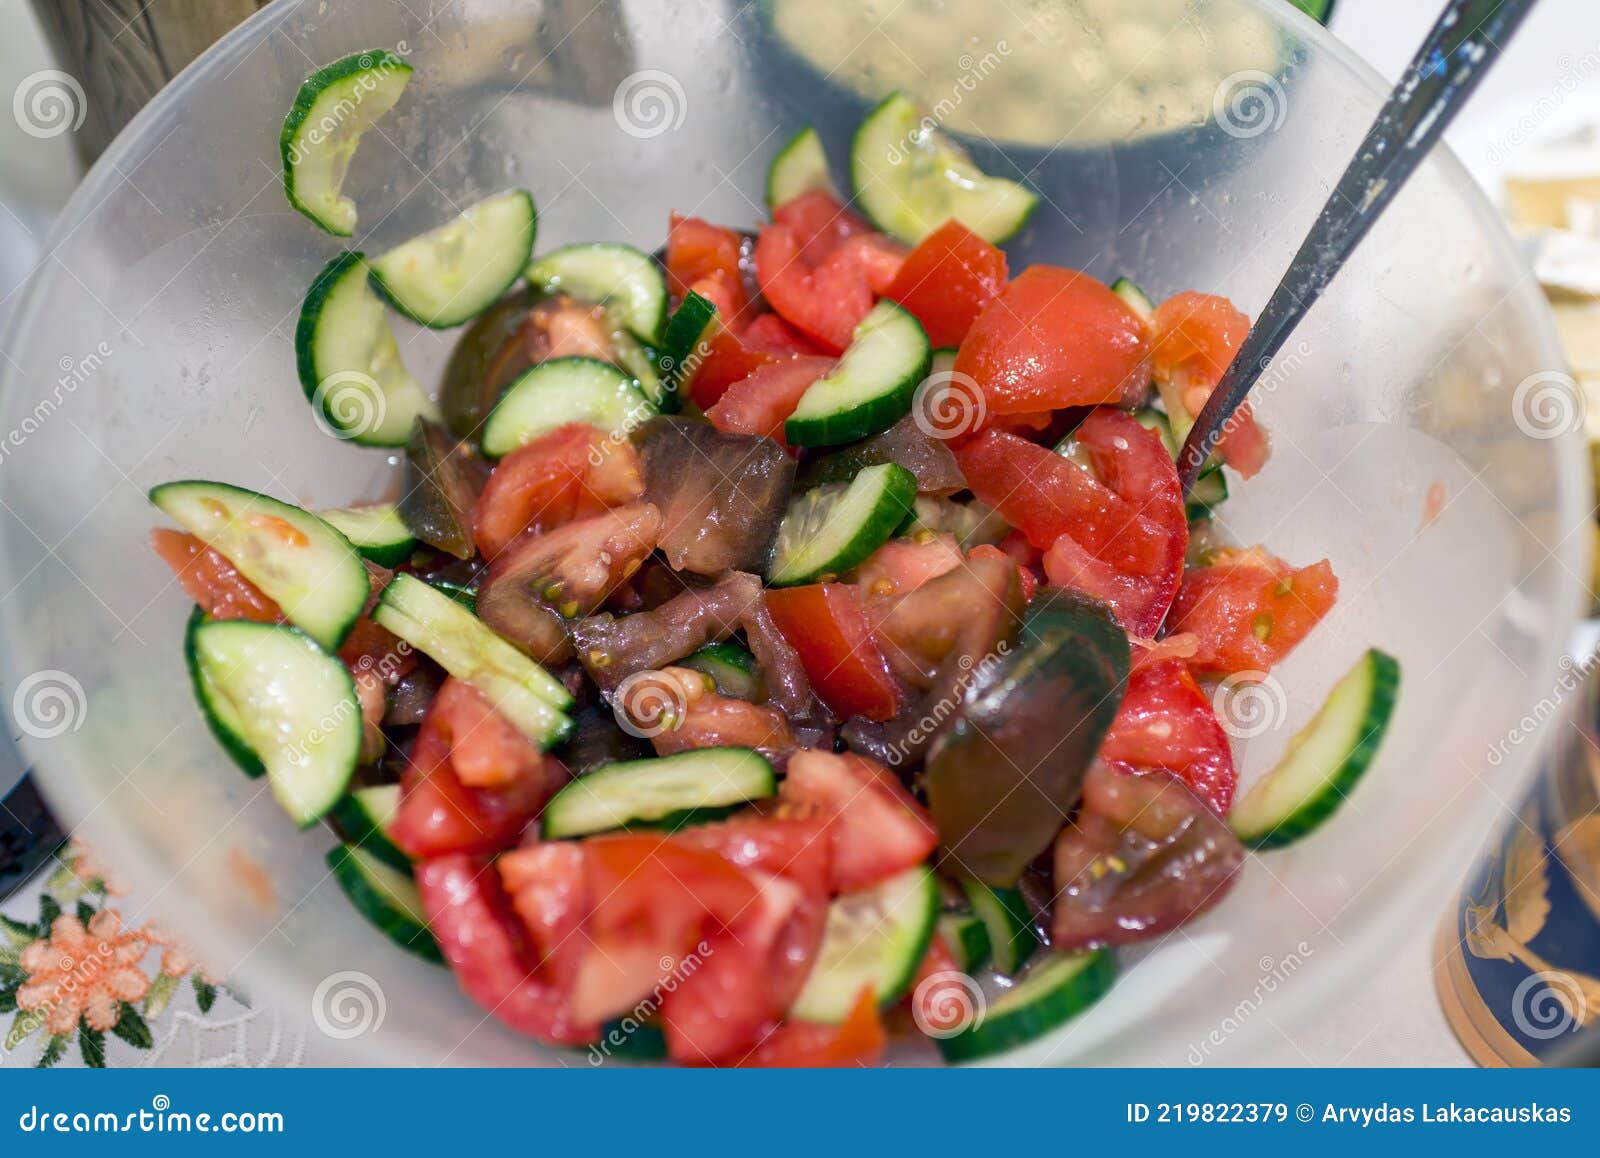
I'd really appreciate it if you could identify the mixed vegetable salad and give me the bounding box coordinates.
[147,50,1399,1066]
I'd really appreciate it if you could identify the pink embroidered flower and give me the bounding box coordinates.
[144,922,222,985]
[16,911,150,1035]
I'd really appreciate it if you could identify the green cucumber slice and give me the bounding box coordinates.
[766,126,839,208]
[480,357,650,458]
[186,618,360,825]
[784,301,930,447]
[1230,649,1401,849]
[789,864,940,1023]
[679,641,763,701]
[656,291,719,408]
[768,462,916,585]
[541,747,776,839]
[850,92,1037,245]
[372,573,573,747]
[958,879,1037,976]
[326,845,442,963]
[935,950,1116,1063]
[1110,277,1157,327]
[295,252,439,447]
[328,784,409,873]
[368,190,537,328]
[316,503,416,567]
[280,49,412,236]
[937,912,992,973]
[525,243,668,345]
[152,480,369,650]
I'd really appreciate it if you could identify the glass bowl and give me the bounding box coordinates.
[0,0,1587,1065]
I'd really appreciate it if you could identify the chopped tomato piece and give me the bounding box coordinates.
[857,533,964,600]
[686,325,788,410]
[576,834,761,1024]
[956,411,1186,635]
[639,667,798,761]
[473,423,644,560]
[1099,659,1237,812]
[336,614,416,684]
[953,265,1152,413]
[1151,291,1268,476]
[667,213,748,318]
[741,312,827,355]
[755,222,873,353]
[781,751,936,893]
[771,190,873,266]
[765,584,899,722]
[831,233,908,295]
[150,528,282,623]
[1168,548,1338,675]
[498,841,591,989]
[415,854,596,1045]
[482,502,661,620]
[734,986,886,1067]
[705,355,835,444]
[431,678,546,790]
[968,543,1037,602]
[885,219,1008,348]
[390,679,565,857]
[686,271,742,321]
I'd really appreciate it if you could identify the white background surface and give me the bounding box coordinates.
[1,0,1597,1066]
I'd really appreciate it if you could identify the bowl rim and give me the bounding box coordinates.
[0,0,1588,1067]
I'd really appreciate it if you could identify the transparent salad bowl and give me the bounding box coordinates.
[0,0,1587,1065]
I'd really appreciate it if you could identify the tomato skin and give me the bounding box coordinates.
[1152,291,1268,477]
[705,355,835,444]
[885,220,1008,348]
[781,751,937,893]
[415,854,597,1045]
[667,213,748,318]
[1169,548,1338,675]
[741,312,827,355]
[733,986,886,1067]
[473,423,643,560]
[686,326,787,409]
[771,190,873,266]
[754,222,873,354]
[686,271,741,321]
[953,266,1152,413]
[675,815,832,896]
[1099,659,1237,812]
[765,584,899,722]
[390,680,563,858]
[832,233,908,295]
[151,528,282,623]
[956,412,1186,635]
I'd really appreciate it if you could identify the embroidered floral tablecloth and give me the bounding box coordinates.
[0,841,304,1069]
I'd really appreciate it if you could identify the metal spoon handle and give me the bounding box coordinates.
[1177,0,1539,491]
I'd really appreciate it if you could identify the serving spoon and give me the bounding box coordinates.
[1177,0,1539,493]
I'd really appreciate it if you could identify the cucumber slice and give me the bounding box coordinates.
[766,126,839,208]
[785,301,931,447]
[480,357,650,458]
[656,291,719,407]
[151,480,369,650]
[1110,277,1157,327]
[368,190,538,328]
[525,243,668,345]
[959,879,1037,976]
[280,49,412,236]
[295,252,438,448]
[609,325,667,410]
[1230,649,1401,849]
[372,573,573,747]
[679,641,763,701]
[938,913,992,973]
[541,747,776,838]
[768,462,916,585]
[186,618,361,825]
[935,950,1116,1063]
[316,503,416,567]
[326,845,443,963]
[328,784,409,872]
[850,92,1037,246]
[789,864,940,1023]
